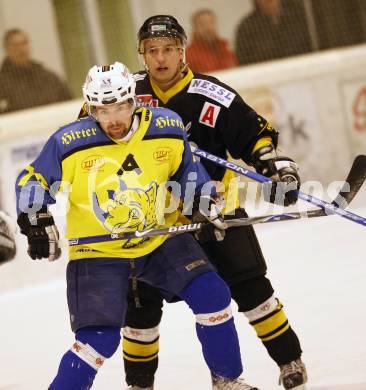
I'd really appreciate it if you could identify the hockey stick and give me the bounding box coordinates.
[66,212,329,246]
[193,148,366,227]
[68,154,366,246]
[67,209,355,246]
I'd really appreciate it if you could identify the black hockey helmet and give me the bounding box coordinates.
[137,15,187,53]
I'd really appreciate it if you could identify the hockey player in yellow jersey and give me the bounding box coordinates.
[15,62,260,389]
[118,15,307,390]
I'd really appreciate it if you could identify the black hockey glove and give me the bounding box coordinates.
[17,208,61,261]
[192,195,227,244]
[0,211,16,264]
[252,144,300,206]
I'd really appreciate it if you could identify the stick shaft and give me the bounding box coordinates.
[68,209,330,246]
[193,148,366,227]
[67,152,366,246]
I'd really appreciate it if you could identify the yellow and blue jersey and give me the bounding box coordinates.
[16,107,212,260]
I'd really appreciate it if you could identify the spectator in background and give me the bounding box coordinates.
[312,0,366,50]
[186,9,237,73]
[0,29,71,114]
[235,0,312,65]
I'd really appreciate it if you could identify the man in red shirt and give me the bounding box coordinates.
[186,9,237,73]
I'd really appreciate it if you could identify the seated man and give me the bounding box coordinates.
[0,28,71,113]
[235,0,312,65]
[186,9,237,73]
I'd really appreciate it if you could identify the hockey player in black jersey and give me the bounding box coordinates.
[120,15,308,390]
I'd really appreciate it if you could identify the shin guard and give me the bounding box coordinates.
[180,272,243,379]
[49,326,120,390]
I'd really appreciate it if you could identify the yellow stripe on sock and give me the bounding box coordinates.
[261,322,290,341]
[123,352,158,362]
[251,306,289,341]
[123,337,159,361]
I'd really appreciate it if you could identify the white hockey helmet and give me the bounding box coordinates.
[82,62,136,111]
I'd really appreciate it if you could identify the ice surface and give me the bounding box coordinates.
[1,208,366,389]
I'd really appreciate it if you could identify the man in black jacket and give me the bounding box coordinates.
[235,0,312,65]
[0,29,71,114]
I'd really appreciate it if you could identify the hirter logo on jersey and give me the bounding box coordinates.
[136,94,159,108]
[199,102,221,128]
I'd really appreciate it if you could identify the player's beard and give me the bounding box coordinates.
[106,119,132,139]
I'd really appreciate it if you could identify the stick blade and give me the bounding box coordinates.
[333,155,366,207]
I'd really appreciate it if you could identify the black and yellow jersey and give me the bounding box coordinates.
[16,107,211,260]
[133,68,278,211]
[133,68,278,180]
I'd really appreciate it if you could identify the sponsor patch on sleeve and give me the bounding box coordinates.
[135,94,159,107]
[188,79,235,107]
[199,102,221,128]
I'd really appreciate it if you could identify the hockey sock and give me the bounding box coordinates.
[123,325,160,387]
[49,326,120,390]
[179,271,243,379]
[244,296,302,365]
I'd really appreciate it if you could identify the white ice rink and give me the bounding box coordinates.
[1,208,366,390]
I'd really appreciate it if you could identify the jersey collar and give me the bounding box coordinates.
[118,114,140,142]
[107,107,152,146]
[150,68,194,104]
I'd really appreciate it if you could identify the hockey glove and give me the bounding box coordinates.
[252,144,300,206]
[17,208,61,261]
[192,195,227,243]
[0,211,16,264]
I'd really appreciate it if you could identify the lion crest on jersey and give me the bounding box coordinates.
[92,179,159,248]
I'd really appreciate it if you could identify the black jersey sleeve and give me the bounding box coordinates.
[217,89,278,165]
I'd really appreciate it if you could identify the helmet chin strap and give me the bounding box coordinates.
[119,112,140,142]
